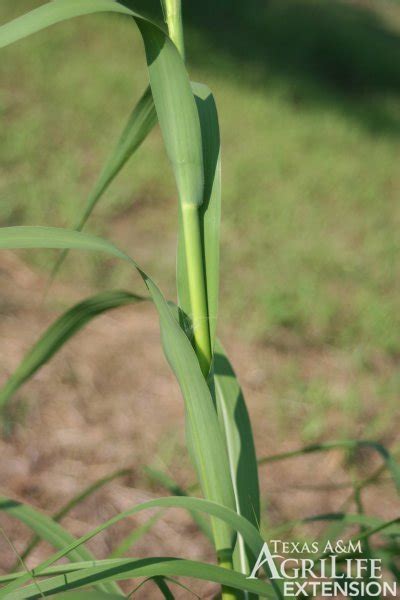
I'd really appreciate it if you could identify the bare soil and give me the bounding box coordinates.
[0,254,398,598]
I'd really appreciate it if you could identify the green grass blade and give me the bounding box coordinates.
[0,226,235,560]
[143,282,236,558]
[0,497,122,596]
[1,0,237,579]
[2,567,198,599]
[50,593,124,600]
[17,469,130,567]
[258,440,400,494]
[51,81,214,288]
[151,576,175,600]
[0,291,145,412]
[0,496,284,600]
[50,86,157,282]
[0,0,210,373]
[135,21,203,209]
[316,517,400,562]
[136,19,211,377]
[0,0,134,47]
[269,512,400,539]
[214,341,260,580]
[0,560,136,585]
[0,0,202,205]
[8,557,276,600]
[156,576,202,599]
[177,83,221,349]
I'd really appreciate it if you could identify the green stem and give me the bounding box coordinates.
[218,558,242,600]
[162,0,185,59]
[181,204,212,377]
[163,1,212,377]
[164,4,235,597]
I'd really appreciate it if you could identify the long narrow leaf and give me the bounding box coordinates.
[1,565,202,599]
[214,340,260,582]
[135,21,203,209]
[0,226,235,562]
[0,0,133,47]
[0,559,136,585]
[50,87,157,282]
[0,0,203,202]
[52,593,124,600]
[9,557,275,600]
[259,440,400,495]
[268,512,400,539]
[0,0,231,556]
[0,291,145,411]
[51,80,213,287]
[17,468,130,567]
[0,495,284,600]
[0,497,122,596]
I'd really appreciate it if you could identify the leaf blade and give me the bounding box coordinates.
[17,469,130,568]
[259,440,400,495]
[10,557,275,600]
[0,226,236,561]
[0,497,122,596]
[0,290,145,411]
[0,495,283,600]
[214,341,260,580]
[50,86,157,282]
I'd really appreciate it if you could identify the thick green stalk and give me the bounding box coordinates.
[163,3,237,597]
[181,204,212,377]
[162,0,185,59]
[162,0,212,377]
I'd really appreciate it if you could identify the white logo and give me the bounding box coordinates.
[248,540,397,597]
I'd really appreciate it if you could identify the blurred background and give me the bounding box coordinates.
[0,0,399,592]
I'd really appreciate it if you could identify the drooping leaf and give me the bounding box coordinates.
[50,593,124,600]
[2,569,199,600]
[51,80,215,288]
[50,87,157,282]
[0,226,235,563]
[0,497,122,596]
[0,495,284,600]
[259,440,400,495]
[17,468,130,567]
[0,0,203,205]
[268,512,400,540]
[7,557,276,600]
[0,560,136,585]
[0,0,241,578]
[0,291,145,412]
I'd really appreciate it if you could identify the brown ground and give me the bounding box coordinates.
[0,253,398,598]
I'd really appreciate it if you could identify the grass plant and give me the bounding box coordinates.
[0,1,399,599]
